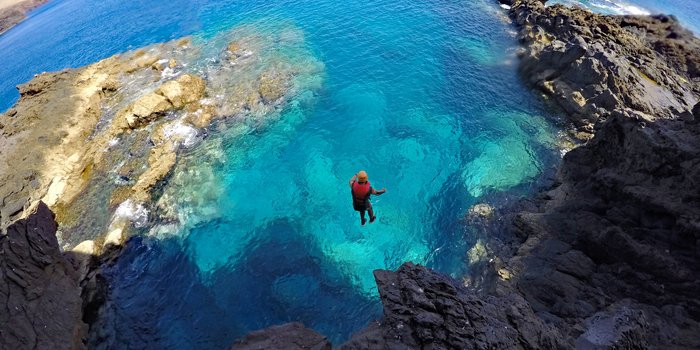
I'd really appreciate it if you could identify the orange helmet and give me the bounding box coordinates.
[357,170,368,182]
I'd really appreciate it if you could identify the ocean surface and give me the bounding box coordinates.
[1,0,698,348]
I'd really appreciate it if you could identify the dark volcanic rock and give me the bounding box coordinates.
[504,0,700,138]
[0,202,87,350]
[495,0,700,348]
[574,301,650,349]
[339,262,566,349]
[229,322,332,350]
[507,111,700,348]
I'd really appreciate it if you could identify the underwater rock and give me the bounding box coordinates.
[229,322,331,350]
[258,71,288,103]
[467,203,494,220]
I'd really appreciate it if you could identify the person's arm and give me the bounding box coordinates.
[372,188,386,195]
[349,174,358,188]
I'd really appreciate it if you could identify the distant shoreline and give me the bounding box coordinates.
[0,0,49,35]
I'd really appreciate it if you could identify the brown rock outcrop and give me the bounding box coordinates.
[0,0,49,35]
[1,26,323,246]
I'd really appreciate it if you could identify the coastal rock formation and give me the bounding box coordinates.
[0,202,86,350]
[4,1,700,349]
[0,26,323,247]
[230,263,565,349]
[501,0,700,139]
[0,0,48,35]
[505,103,700,348]
[339,262,565,349]
[493,0,700,347]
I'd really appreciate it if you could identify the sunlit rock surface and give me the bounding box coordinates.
[0,24,324,248]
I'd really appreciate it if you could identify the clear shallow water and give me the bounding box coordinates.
[0,0,696,348]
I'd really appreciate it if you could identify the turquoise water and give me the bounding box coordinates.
[1,0,698,348]
[87,1,564,346]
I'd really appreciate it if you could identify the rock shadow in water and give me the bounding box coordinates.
[92,217,381,349]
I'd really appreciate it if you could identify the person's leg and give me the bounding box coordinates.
[359,210,366,225]
[368,206,376,223]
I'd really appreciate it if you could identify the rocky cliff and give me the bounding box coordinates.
[496,0,700,348]
[229,1,700,349]
[0,0,48,35]
[0,202,86,349]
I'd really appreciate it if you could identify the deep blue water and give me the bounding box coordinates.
[1,0,698,348]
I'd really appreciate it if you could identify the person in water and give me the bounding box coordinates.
[349,170,386,225]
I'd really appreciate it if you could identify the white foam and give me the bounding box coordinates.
[164,121,199,148]
[587,0,650,15]
[161,67,180,79]
[620,4,650,15]
[113,199,149,228]
[500,4,511,10]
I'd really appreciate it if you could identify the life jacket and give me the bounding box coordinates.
[351,181,371,205]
